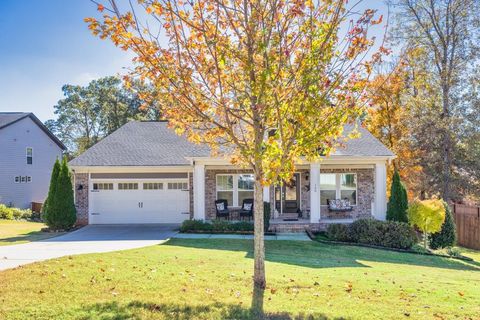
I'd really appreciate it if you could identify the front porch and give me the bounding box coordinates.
[191,158,389,227]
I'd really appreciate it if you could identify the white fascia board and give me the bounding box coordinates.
[187,155,395,166]
[70,165,193,174]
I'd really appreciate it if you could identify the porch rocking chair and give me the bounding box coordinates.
[238,198,254,220]
[215,199,230,220]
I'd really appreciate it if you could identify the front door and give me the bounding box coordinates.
[274,173,300,215]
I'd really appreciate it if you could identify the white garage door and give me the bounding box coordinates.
[89,179,189,224]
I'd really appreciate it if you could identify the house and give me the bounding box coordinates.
[0,112,66,209]
[70,121,394,230]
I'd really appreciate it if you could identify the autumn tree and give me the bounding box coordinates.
[366,60,423,197]
[86,0,384,295]
[391,0,480,201]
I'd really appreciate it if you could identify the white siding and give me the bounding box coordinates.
[0,117,63,208]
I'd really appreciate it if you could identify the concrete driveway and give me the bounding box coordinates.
[0,224,178,271]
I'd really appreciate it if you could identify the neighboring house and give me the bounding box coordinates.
[0,112,66,209]
[70,121,394,230]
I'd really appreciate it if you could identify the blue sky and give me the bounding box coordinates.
[0,0,389,122]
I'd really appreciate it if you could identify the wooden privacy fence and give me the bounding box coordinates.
[452,204,480,250]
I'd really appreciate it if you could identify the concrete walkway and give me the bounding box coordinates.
[0,225,178,271]
[174,232,311,241]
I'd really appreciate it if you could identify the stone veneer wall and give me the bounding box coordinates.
[205,169,254,220]
[74,173,89,225]
[319,168,374,219]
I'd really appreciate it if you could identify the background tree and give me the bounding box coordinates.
[42,158,61,222]
[386,169,408,222]
[390,0,480,202]
[45,76,160,155]
[407,199,446,249]
[429,200,456,249]
[86,0,385,295]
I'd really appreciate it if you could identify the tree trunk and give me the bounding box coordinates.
[441,85,451,202]
[253,175,265,289]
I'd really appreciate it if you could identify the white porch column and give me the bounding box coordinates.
[263,186,270,203]
[193,163,206,220]
[374,161,387,220]
[310,163,321,223]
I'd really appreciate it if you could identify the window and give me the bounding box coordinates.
[320,173,357,205]
[238,174,254,205]
[26,147,33,164]
[167,182,188,190]
[93,183,113,190]
[216,175,234,206]
[143,182,163,190]
[216,174,254,207]
[14,176,32,183]
[118,183,138,190]
[320,174,337,205]
[340,174,357,205]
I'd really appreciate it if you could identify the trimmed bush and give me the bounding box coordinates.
[180,219,254,233]
[0,204,14,220]
[429,201,456,249]
[386,169,408,222]
[45,157,77,230]
[325,218,417,249]
[326,224,350,242]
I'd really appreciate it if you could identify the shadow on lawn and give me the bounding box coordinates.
[78,300,344,320]
[0,231,55,244]
[165,238,480,271]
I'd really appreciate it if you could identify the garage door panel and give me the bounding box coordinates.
[89,179,189,224]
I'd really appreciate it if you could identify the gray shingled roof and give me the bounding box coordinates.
[0,112,66,150]
[0,112,31,129]
[69,121,211,166]
[69,121,394,167]
[337,125,395,157]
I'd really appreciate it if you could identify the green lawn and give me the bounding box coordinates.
[0,239,479,320]
[0,220,60,246]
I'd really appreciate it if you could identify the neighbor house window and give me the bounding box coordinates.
[14,176,20,183]
[320,173,357,205]
[93,183,113,190]
[216,174,254,207]
[26,147,33,164]
[144,182,163,190]
[118,183,138,190]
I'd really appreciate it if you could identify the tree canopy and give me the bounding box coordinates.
[86,0,385,293]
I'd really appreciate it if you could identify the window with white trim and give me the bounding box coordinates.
[320,173,357,205]
[216,174,254,207]
[93,183,113,190]
[26,147,33,165]
[14,176,32,183]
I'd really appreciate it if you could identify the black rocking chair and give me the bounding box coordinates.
[215,199,230,220]
[239,198,254,220]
